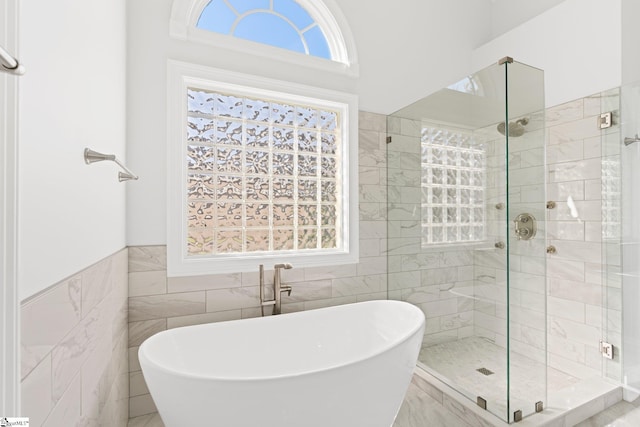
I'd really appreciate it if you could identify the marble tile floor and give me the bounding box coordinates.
[127,382,635,427]
[128,412,163,427]
[420,336,580,419]
[393,383,474,427]
[395,381,633,427]
[575,397,640,427]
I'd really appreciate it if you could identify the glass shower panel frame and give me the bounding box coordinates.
[387,59,546,424]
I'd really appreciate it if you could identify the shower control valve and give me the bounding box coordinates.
[515,226,530,239]
[513,213,537,241]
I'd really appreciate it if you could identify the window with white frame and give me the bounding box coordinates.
[186,87,341,254]
[167,63,358,276]
[167,0,358,275]
[421,126,485,246]
[169,0,357,71]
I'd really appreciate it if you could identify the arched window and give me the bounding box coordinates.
[170,0,357,68]
[167,63,359,275]
[167,0,359,275]
[197,0,331,59]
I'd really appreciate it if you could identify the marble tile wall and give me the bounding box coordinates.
[546,89,621,381]
[386,118,477,347]
[387,90,618,386]
[21,248,129,427]
[386,112,548,376]
[473,114,548,373]
[126,111,389,420]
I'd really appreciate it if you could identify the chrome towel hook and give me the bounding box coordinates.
[84,148,139,182]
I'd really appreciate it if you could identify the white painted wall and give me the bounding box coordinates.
[1,0,21,413]
[18,0,127,299]
[340,0,492,114]
[622,0,640,85]
[490,0,566,39]
[473,0,622,107]
[126,0,493,245]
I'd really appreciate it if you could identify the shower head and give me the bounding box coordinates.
[624,134,640,146]
[497,117,529,137]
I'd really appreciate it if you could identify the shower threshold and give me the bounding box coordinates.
[412,368,620,426]
[413,336,621,425]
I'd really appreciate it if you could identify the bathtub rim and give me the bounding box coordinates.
[139,300,425,382]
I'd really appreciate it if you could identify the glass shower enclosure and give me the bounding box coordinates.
[386,58,546,423]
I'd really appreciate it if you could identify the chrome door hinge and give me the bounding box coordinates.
[514,409,523,422]
[600,340,614,360]
[476,396,487,410]
[599,112,613,129]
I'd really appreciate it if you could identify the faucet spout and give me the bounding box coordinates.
[274,263,293,270]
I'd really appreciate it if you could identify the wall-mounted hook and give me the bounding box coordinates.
[84,148,139,182]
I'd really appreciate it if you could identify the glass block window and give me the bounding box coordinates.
[197,0,331,59]
[421,126,485,246]
[185,87,341,256]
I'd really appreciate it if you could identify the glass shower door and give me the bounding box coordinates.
[386,58,546,423]
[504,60,547,422]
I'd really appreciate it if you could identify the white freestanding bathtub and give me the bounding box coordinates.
[139,300,425,427]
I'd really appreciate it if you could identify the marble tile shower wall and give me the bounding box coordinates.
[385,116,547,359]
[20,249,129,427]
[471,117,548,364]
[386,118,477,347]
[546,89,620,381]
[126,111,389,419]
[387,89,617,381]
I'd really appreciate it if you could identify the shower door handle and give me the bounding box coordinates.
[513,213,537,241]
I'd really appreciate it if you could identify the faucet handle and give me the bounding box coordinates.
[280,284,292,297]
